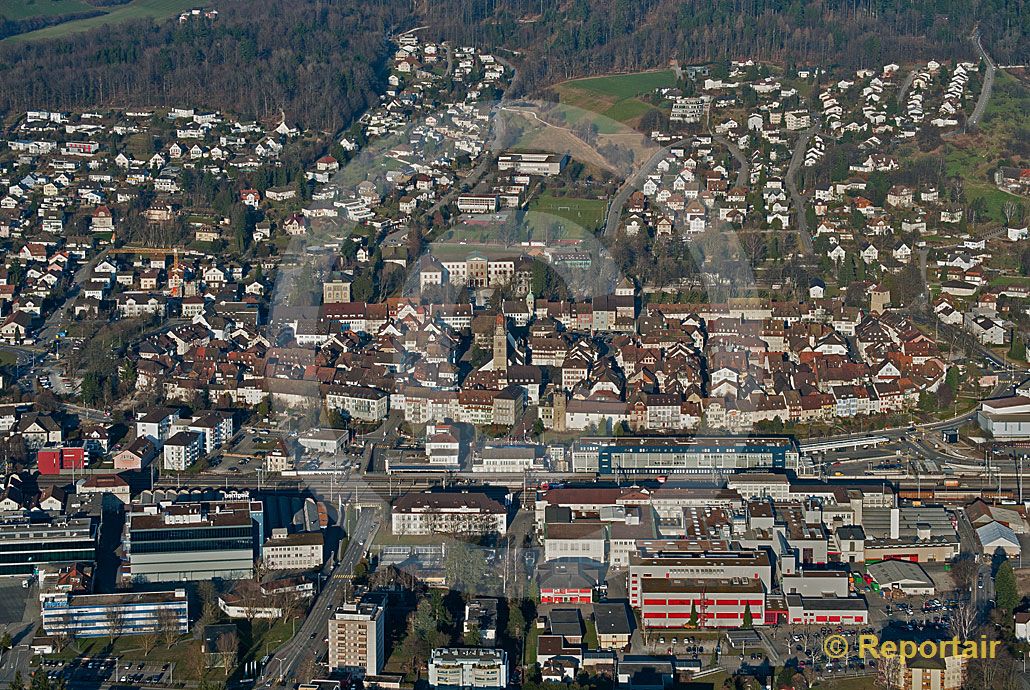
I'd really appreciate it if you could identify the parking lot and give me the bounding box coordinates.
[37,657,177,686]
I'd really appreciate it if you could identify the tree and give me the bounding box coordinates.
[197,581,219,629]
[995,559,1019,613]
[158,607,183,648]
[951,553,979,593]
[81,371,105,407]
[742,602,753,628]
[1009,332,1027,362]
[689,602,698,627]
[215,631,239,677]
[444,541,489,596]
[950,596,979,640]
[29,670,49,690]
[9,671,24,690]
[0,631,11,653]
[140,630,160,656]
[463,621,481,646]
[506,599,526,644]
[877,652,903,690]
[105,607,127,641]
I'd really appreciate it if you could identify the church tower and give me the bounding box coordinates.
[492,314,508,372]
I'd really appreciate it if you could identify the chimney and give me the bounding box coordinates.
[889,507,900,540]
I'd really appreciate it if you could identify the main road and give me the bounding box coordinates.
[258,509,380,689]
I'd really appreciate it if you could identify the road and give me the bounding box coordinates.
[259,509,380,689]
[785,124,818,254]
[897,68,918,103]
[38,247,111,345]
[602,136,693,238]
[712,133,749,190]
[968,30,996,129]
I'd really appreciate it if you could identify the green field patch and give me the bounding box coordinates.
[0,0,94,19]
[603,98,654,123]
[965,183,1024,225]
[560,70,677,99]
[4,0,198,43]
[554,70,676,125]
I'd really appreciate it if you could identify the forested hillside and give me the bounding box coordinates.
[0,0,407,131]
[422,0,1027,93]
[0,0,1023,132]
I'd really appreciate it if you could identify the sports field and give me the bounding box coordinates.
[553,70,677,126]
[528,193,606,232]
[2,0,198,43]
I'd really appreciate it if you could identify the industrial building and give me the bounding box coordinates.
[125,500,262,582]
[0,516,96,577]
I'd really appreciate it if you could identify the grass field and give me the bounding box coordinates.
[0,0,95,19]
[964,182,1024,225]
[560,70,678,99]
[3,0,197,43]
[553,69,677,126]
[528,193,606,232]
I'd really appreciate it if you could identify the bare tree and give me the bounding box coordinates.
[950,554,978,593]
[189,640,209,681]
[105,608,126,641]
[877,653,902,690]
[215,632,239,678]
[140,630,160,656]
[1003,200,1024,227]
[950,597,980,640]
[157,608,181,649]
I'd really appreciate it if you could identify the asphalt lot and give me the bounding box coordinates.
[0,583,29,626]
[36,656,177,687]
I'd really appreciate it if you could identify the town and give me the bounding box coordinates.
[0,20,1029,690]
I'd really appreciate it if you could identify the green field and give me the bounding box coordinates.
[554,69,677,125]
[0,0,95,20]
[965,182,1024,225]
[560,70,678,99]
[3,0,198,43]
[528,193,606,233]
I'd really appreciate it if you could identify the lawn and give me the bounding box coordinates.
[0,351,16,367]
[554,69,677,126]
[0,0,94,20]
[964,182,1024,225]
[982,69,1030,137]
[4,0,198,43]
[560,70,678,99]
[528,193,606,233]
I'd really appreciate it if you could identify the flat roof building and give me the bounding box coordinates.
[125,500,262,582]
[428,648,508,690]
[328,594,386,677]
[0,516,95,577]
[41,589,188,638]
